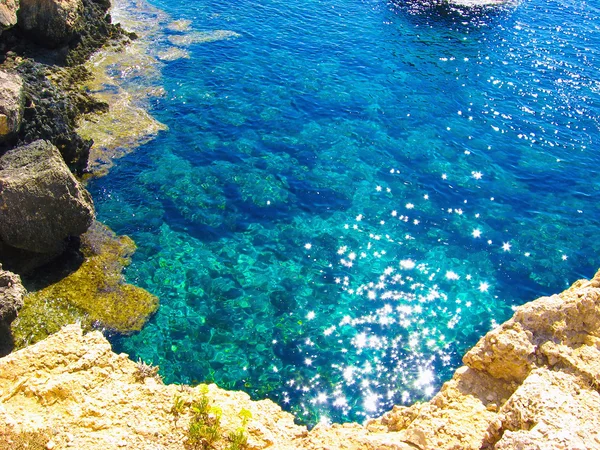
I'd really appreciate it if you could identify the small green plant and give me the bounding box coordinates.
[225,408,252,450]
[227,427,248,450]
[171,395,186,426]
[179,386,250,450]
[238,408,252,426]
[186,389,222,450]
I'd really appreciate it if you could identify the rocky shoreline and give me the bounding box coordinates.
[1,270,599,449]
[0,0,158,355]
[1,0,599,449]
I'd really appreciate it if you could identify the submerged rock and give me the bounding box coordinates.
[446,0,513,7]
[11,221,158,349]
[167,30,241,47]
[0,69,24,145]
[0,139,95,255]
[17,0,85,48]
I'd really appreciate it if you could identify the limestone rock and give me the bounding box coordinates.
[0,324,307,450]
[0,264,25,324]
[1,271,600,449]
[0,0,19,34]
[368,269,600,450]
[0,70,24,144]
[17,0,84,48]
[463,270,600,385]
[0,139,95,254]
[496,369,600,449]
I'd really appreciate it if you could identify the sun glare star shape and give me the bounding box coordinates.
[479,282,489,292]
[502,242,511,252]
[472,229,482,238]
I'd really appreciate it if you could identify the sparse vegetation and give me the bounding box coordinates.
[173,385,249,450]
[134,358,162,383]
[227,428,248,450]
[171,394,186,426]
[0,424,51,450]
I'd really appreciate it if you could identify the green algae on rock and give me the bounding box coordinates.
[11,222,158,349]
[75,0,169,177]
[77,44,167,177]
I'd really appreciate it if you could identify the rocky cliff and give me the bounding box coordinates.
[1,270,599,450]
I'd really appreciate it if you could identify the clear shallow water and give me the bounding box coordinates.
[89,0,600,425]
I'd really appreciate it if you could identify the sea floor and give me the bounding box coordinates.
[89,0,600,425]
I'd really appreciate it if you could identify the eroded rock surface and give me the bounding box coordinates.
[0,0,19,35]
[371,269,600,449]
[1,271,600,449]
[0,264,24,322]
[0,139,95,254]
[0,324,307,450]
[0,264,24,356]
[17,0,85,47]
[0,70,24,144]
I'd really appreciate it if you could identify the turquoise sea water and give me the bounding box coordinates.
[89,0,600,425]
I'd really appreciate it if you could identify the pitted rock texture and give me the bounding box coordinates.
[17,0,84,47]
[0,324,308,450]
[1,270,600,449]
[0,264,24,324]
[0,70,24,144]
[0,139,95,254]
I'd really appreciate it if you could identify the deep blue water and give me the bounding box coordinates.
[89,0,600,425]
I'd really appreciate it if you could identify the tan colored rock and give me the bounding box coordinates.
[0,70,24,143]
[0,324,307,450]
[464,269,600,386]
[373,366,515,450]
[17,0,84,47]
[369,269,600,449]
[0,0,19,33]
[496,368,600,449]
[1,271,600,449]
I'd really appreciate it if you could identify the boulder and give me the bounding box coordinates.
[0,0,19,34]
[0,264,25,324]
[0,263,25,356]
[0,70,24,145]
[0,139,95,254]
[17,0,84,48]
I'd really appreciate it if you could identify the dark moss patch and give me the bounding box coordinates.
[6,59,109,175]
[65,0,135,66]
